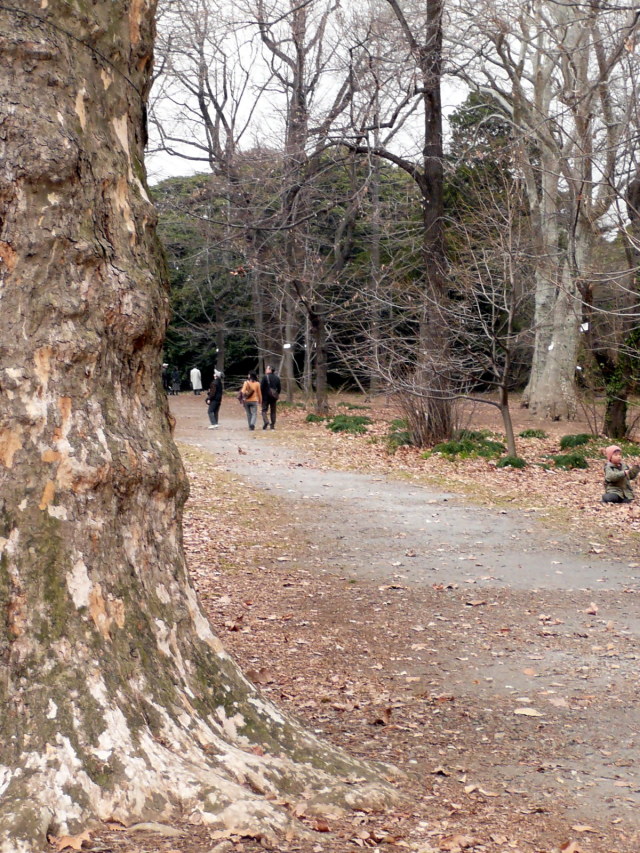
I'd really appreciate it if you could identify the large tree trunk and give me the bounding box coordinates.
[0,4,398,849]
[524,262,580,419]
[604,394,629,440]
[520,160,580,419]
[414,0,452,442]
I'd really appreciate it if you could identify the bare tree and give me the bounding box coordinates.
[444,163,535,456]
[249,0,361,409]
[341,0,452,442]
[449,0,640,420]
[151,0,282,374]
[152,0,366,407]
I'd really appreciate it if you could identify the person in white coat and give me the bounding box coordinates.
[190,366,202,395]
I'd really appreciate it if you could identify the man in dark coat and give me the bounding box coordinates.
[206,370,224,428]
[260,365,281,430]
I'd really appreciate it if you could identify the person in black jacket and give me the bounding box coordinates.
[206,370,223,428]
[260,365,281,430]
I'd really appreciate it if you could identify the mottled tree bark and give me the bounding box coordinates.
[0,4,398,850]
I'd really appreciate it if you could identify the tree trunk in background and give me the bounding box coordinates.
[520,164,579,420]
[386,0,452,443]
[368,147,382,397]
[282,291,297,400]
[303,314,313,396]
[524,262,580,420]
[604,395,628,439]
[216,325,226,373]
[310,309,329,414]
[251,267,266,376]
[0,4,399,849]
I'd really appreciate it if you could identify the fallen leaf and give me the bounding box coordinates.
[571,825,597,833]
[547,696,569,708]
[246,666,275,684]
[370,707,392,726]
[439,834,477,850]
[54,832,91,852]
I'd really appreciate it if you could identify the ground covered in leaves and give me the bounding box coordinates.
[59,394,640,853]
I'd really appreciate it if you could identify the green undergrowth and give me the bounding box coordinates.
[519,428,548,439]
[548,451,589,470]
[559,433,594,450]
[496,455,527,469]
[426,429,506,460]
[326,414,373,434]
[386,418,413,452]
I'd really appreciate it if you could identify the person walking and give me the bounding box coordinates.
[206,370,224,429]
[260,364,281,430]
[190,366,202,395]
[170,367,181,395]
[240,371,262,430]
[602,444,639,503]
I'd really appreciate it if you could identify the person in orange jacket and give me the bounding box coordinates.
[240,371,262,430]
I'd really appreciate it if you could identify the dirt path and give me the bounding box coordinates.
[173,395,640,851]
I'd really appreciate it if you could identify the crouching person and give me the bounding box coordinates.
[602,444,639,503]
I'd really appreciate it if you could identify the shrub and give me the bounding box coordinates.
[387,418,413,452]
[431,438,474,458]
[456,428,492,441]
[519,428,548,439]
[305,413,326,423]
[478,439,508,457]
[431,434,506,460]
[559,433,593,449]
[496,456,527,469]
[326,414,372,434]
[550,452,589,469]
